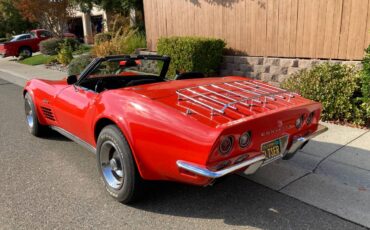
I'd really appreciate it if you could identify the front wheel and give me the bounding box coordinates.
[24,92,46,137]
[96,125,144,203]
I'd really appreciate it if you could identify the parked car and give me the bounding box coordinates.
[0,29,77,58]
[23,55,327,203]
[9,33,33,42]
[0,29,51,58]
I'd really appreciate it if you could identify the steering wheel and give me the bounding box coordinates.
[94,79,106,93]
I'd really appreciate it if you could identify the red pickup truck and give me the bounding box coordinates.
[0,29,60,58]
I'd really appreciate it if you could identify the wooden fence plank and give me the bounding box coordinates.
[348,0,368,59]
[338,0,352,59]
[315,0,327,58]
[365,0,370,51]
[295,0,305,57]
[266,0,277,56]
[289,0,298,57]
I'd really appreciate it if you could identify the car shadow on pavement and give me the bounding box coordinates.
[130,175,359,229]
[42,129,73,142]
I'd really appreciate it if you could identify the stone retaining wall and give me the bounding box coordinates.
[138,51,362,84]
[220,56,361,85]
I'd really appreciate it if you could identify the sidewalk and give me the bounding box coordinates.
[0,57,65,86]
[244,123,370,227]
[1,57,370,228]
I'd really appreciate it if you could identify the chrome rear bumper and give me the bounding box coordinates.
[176,124,328,179]
[177,155,265,178]
[282,124,328,160]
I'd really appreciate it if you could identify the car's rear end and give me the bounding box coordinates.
[0,42,10,57]
[171,78,327,182]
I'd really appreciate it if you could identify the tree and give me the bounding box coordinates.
[15,0,75,37]
[0,0,36,37]
[73,0,144,32]
[73,0,142,15]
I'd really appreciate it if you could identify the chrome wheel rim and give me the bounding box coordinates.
[100,141,124,189]
[21,49,31,57]
[25,99,34,128]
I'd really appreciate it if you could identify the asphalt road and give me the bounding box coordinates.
[0,74,365,230]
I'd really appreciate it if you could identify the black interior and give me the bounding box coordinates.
[79,71,207,93]
[75,56,209,93]
[79,75,165,93]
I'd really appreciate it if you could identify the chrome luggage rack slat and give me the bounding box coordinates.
[176,80,298,116]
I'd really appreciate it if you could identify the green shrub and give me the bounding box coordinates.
[92,29,146,57]
[40,38,79,55]
[73,44,91,55]
[124,32,146,54]
[63,38,80,51]
[94,32,112,45]
[39,38,63,55]
[57,41,73,65]
[282,63,366,125]
[157,36,226,78]
[68,54,93,75]
[360,45,370,120]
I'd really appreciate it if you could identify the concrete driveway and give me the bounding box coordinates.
[245,123,370,227]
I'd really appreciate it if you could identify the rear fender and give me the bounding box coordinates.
[93,92,219,183]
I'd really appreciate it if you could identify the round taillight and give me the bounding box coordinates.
[219,136,234,155]
[306,112,315,125]
[295,115,304,129]
[239,131,252,148]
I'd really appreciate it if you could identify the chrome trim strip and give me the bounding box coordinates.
[176,155,265,178]
[50,126,96,154]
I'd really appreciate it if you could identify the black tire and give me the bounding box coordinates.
[96,125,144,203]
[24,92,46,137]
[19,47,32,58]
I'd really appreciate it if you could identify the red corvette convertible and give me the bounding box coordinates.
[24,55,327,203]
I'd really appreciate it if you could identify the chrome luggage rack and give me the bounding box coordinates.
[176,80,298,116]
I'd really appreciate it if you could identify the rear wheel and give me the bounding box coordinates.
[96,125,144,203]
[24,93,46,137]
[19,47,32,59]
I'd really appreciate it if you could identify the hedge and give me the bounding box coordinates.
[282,63,367,125]
[68,54,93,76]
[157,36,226,78]
[360,45,370,119]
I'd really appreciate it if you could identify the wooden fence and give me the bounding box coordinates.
[143,0,370,60]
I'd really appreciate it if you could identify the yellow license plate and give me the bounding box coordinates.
[261,139,282,159]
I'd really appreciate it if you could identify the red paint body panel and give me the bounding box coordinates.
[24,75,322,186]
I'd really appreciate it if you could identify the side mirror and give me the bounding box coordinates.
[67,75,77,85]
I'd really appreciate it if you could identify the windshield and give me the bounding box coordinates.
[10,34,31,42]
[77,56,170,92]
[87,58,164,79]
